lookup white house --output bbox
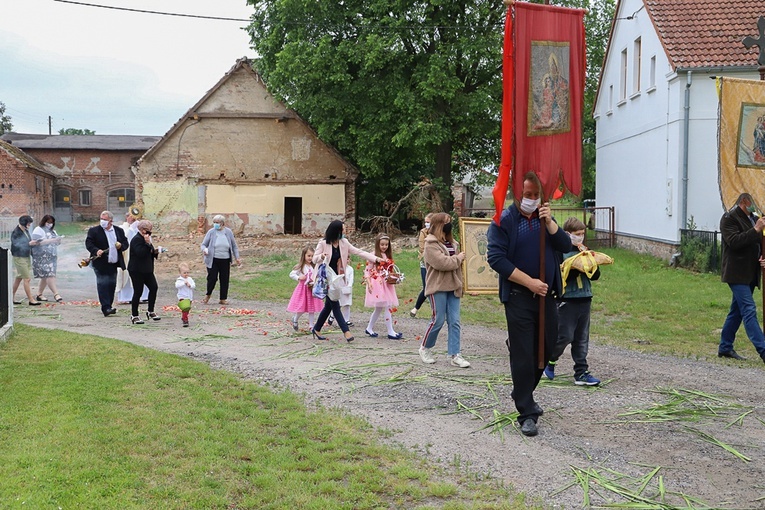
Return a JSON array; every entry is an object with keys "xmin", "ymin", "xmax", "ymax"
[{"xmin": 594, "ymin": 0, "xmax": 763, "ymax": 258}]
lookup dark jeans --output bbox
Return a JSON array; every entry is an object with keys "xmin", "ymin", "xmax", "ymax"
[
  {"xmin": 93, "ymin": 264, "xmax": 118, "ymax": 313},
  {"xmin": 720, "ymin": 282, "xmax": 765, "ymax": 357},
  {"xmin": 129, "ymin": 271, "xmax": 158, "ymax": 317},
  {"xmin": 551, "ymin": 299, "xmax": 592, "ymax": 377},
  {"xmin": 314, "ymin": 297, "xmax": 349, "ymax": 333},
  {"xmin": 414, "ymin": 266, "xmax": 428, "ymax": 310},
  {"xmin": 206, "ymin": 258, "xmax": 231, "ymax": 299},
  {"xmin": 504, "ymin": 287, "xmax": 558, "ymax": 423}
]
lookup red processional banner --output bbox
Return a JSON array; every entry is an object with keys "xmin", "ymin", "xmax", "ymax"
[{"xmin": 492, "ymin": 1, "xmax": 586, "ymax": 224}]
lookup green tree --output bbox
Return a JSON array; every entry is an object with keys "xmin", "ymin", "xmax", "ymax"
[
  {"xmin": 247, "ymin": 0, "xmax": 613, "ymax": 216},
  {"xmin": 58, "ymin": 128, "xmax": 96, "ymax": 135},
  {"xmin": 247, "ymin": 0, "xmax": 503, "ymax": 215},
  {"xmin": 0, "ymin": 101, "xmax": 13, "ymax": 135}
]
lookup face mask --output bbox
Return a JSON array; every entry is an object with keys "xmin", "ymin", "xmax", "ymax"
[
  {"xmin": 519, "ymin": 198, "xmax": 540, "ymax": 215},
  {"xmin": 45, "ymin": 223, "xmax": 53, "ymax": 229},
  {"xmin": 569, "ymin": 233, "xmax": 585, "ymax": 246},
  {"xmin": 100, "ymin": 219, "xmax": 110, "ymax": 229},
  {"xmin": 748, "ymin": 204, "xmax": 757, "ymax": 214},
  {"xmin": 424, "ymin": 222, "xmax": 430, "ymax": 229},
  {"xmin": 213, "ymin": 223, "xmax": 221, "ymax": 230},
  {"xmin": 340, "ymin": 233, "xmax": 344, "ymax": 239},
  {"xmin": 443, "ymin": 222, "xmax": 453, "ymax": 235}
]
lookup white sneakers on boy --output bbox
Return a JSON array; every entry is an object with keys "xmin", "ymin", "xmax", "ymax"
[
  {"xmin": 419, "ymin": 346, "xmax": 436, "ymax": 364},
  {"xmin": 450, "ymin": 354, "xmax": 471, "ymax": 368}
]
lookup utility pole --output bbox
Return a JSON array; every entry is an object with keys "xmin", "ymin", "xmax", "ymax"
[{"xmin": 48, "ymin": 116, "xmax": 52, "ymax": 135}]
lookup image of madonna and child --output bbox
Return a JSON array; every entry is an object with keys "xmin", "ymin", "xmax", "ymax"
[
  {"xmin": 363, "ymin": 234, "xmax": 403, "ymax": 339},
  {"xmin": 310, "ymin": 220, "xmax": 383, "ymax": 342}
]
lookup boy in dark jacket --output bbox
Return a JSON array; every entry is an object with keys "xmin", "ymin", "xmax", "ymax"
[{"xmin": 544, "ymin": 217, "xmax": 600, "ymax": 386}]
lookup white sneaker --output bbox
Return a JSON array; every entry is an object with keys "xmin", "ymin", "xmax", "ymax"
[
  {"xmin": 419, "ymin": 346, "xmax": 436, "ymax": 364},
  {"xmin": 450, "ymin": 354, "xmax": 471, "ymax": 368}
]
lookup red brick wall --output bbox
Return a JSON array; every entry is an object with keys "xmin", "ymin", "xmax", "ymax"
[
  {"xmin": 0, "ymin": 152, "xmax": 54, "ymax": 219},
  {"xmin": 23, "ymin": 149, "xmax": 143, "ymax": 221}
]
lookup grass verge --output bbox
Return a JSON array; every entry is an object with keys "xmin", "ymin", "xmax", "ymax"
[{"xmin": 0, "ymin": 324, "xmax": 530, "ymax": 509}]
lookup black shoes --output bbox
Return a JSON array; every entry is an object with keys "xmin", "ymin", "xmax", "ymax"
[
  {"xmin": 533, "ymin": 403, "xmax": 544, "ymax": 417},
  {"xmin": 718, "ymin": 350, "xmax": 745, "ymax": 360},
  {"xmin": 103, "ymin": 308, "xmax": 117, "ymax": 316},
  {"xmin": 520, "ymin": 418, "xmax": 538, "ymax": 436}
]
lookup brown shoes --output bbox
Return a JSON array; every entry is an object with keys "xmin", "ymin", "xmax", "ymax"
[
  {"xmin": 219, "ymin": 299, "xmax": 228, "ymax": 305},
  {"xmin": 202, "ymin": 295, "xmax": 210, "ymax": 304}
]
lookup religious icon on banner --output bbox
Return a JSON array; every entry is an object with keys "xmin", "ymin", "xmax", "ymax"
[
  {"xmin": 528, "ymin": 42, "xmax": 570, "ymax": 136},
  {"xmin": 736, "ymin": 103, "xmax": 765, "ymax": 167}
]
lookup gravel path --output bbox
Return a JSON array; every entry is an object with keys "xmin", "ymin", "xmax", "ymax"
[{"xmin": 11, "ymin": 238, "xmax": 765, "ymax": 509}]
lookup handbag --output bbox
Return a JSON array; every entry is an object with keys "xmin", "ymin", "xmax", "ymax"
[
  {"xmin": 178, "ymin": 298, "xmax": 192, "ymax": 312},
  {"xmin": 326, "ymin": 265, "xmax": 346, "ymax": 301},
  {"xmin": 312, "ymin": 263, "xmax": 328, "ymax": 300}
]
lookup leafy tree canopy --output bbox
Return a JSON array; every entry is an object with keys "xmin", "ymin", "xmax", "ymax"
[
  {"xmin": 246, "ymin": 0, "xmax": 614, "ymax": 217},
  {"xmin": 58, "ymin": 128, "xmax": 96, "ymax": 135},
  {"xmin": 0, "ymin": 102, "xmax": 13, "ymax": 135}
]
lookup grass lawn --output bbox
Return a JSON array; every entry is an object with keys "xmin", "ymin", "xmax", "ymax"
[{"xmin": 0, "ymin": 325, "xmax": 528, "ymax": 509}]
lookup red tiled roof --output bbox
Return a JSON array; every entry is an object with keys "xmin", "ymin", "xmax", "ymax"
[{"xmin": 645, "ymin": 0, "xmax": 765, "ymax": 69}]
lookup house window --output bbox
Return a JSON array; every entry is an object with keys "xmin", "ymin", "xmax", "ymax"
[
  {"xmin": 632, "ymin": 38, "xmax": 641, "ymax": 94},
  {"xmin": 35, "ymin": 176, "xmax": 41, "ymax": 192},
  {"xmin": 608, "ymin": 85, "xmax": 614, "ymax": 113},
  {"xmin": 649, "ymin": 55, "xmax": 656, "ymax": 89},
  {"xmin": 79, "ymin": 189, "xmax": 92, "ymax": 207},
  {"xmin": 620, "ymin": 49, "xmax": 628, "ymax": 102},
  {"xmin": 55, "ymin": 188, "xmax": 71, "ymax": 208}
]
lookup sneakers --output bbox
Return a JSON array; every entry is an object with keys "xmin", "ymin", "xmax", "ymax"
[
  {"xmin": 543, "ymin": 362, "xmax": 555, "ymax": 380},
  {"xmin": 410, "ymin": 308, "xmax": 418, "ymax": 318},
  {"xmin": 450, "ymin": 354, "xmax": 471, "ymax": 368},
  {"xmin": 419, "ymin": 346, "xmax": 436, "ymax": 364},
  {"xmin": 574, "ymin": 372, "xmax": 601, "ymax": 386},
  {"xmin": 182, "ymin": 319, "xmax": 189, "ymax": 327}
]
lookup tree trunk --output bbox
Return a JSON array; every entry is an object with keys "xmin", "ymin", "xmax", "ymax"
[{"xmin": 435, "ymin": 141, "xmax": 454, "ymax": 212}]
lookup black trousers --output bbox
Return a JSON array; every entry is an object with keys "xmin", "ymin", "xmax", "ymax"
[
  {"xmin": 206, "ymin": 258, "xmax": 231, "ymax": 299},
  {"xmin": 504, "ymin": 288, "xmax": 559, "ymax": 423},
  {"xmin": 93, "ymin": 264, "xmax": 118, "ymax": 313},
  {"xmin": 129, "ymin": 271, "xmax": 158, "ymax": 317},
  {"xmin": 314, "ymin": 297, "xmax": 349, "ymax": 333}
]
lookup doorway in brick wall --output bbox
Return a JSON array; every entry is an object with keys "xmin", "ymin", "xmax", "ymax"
[
  {"xmin": 284, "ymin": 197, "xmax": 302, "ymax": 234},
  {"xmin": 107, "ymin": 188, "xmax": 135, "ymax": 221}
]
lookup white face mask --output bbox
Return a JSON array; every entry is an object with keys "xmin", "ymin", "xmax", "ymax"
[
  {"xmin": 45, "ymin": 223, "xmax": 53, "ymax": 229},
  {"xmin": 519, "ymin": 197, "xmax": 540, "ymax": 215},
  {"xmin": 569, "ymin": 233, "xmax": 585, "ymax": 246},
  {"xmin": 100, "ymin": 219, "xmax": 110, "ymax": 229},
  {"xmin": 424, "ymin": 222, "xmax": 431, "ymax": 229}
]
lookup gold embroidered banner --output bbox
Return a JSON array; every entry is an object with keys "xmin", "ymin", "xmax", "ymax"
[{"xmin": 719, "ymin": 77, "xmax": 765, "ymax": 210}]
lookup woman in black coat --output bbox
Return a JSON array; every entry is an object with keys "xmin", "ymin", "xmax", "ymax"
[{"xmin": 127, "ymin": 220, "xmax": 161, "ymax": 325}]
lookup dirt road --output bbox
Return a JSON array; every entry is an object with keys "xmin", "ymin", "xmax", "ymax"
[{"xmin": 11, "ymin": 234, "xmax": 765, "ymax": 509}]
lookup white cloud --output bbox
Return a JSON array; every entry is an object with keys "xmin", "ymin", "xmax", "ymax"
[{"xmin": 0, "ymin": 0, "xmax": 254, "ymax": 135}]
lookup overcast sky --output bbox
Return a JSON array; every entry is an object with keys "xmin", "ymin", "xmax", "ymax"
[{"xmin": 0, "ymin": 0, "xmax": 254, "ymax": 136}]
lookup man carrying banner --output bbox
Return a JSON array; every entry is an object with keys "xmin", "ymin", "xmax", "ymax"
[
  {"xmin": 487, "ymin": 172, "xmax": 571, "ymax": 436},
  {"xmin": 718, "ymin": 193, "xmax": 765, "ymax": 362}
]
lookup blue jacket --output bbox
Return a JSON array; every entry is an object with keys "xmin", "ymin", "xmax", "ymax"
[{"xmin": 487, "ymin": 204, "xmax": 572, "ymax": 303}]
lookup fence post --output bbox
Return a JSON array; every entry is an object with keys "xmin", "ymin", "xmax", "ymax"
[{"xmin": 0, "ymin": 246, "xmax": 12, "ymax": 342}]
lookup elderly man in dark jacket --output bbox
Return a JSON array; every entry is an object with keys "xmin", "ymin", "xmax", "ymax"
[{"xmin": 719, "ymin": 193, "xmax": 765, "ymax": 362}]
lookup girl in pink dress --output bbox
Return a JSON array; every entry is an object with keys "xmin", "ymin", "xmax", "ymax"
[
  {"xmin": 287, "ymin": 245, "xmax": 324, "ymax": 331},
  {"xmin": 364, "ymin": 234, "xmax": 402, "ymax": 339}
]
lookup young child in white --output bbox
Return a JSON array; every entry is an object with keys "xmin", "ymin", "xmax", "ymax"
[
  {"xmin": 338, "ymin": 264, "xmax": 354, "ymax": 325},
  {"xmin": 287, "ymin": 245, "xmax": 324, "ymax": 331},
  {"xmin": 364, "ymin": 234, "xmax": 402, "ymax": 339},
  {"xmin": 175, "ymin": 262, "xmax": 196, "ymax": 327}
]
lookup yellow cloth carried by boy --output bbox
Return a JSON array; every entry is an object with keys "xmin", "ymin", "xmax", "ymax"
[{"xmin": 560, "ymin": 251, "xmax": 614, "ymax": 284}]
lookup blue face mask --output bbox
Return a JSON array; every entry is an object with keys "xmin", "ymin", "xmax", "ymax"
[{"xmin": 213, "ymin": 223, "xmax": 221, "ymax": 230}]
